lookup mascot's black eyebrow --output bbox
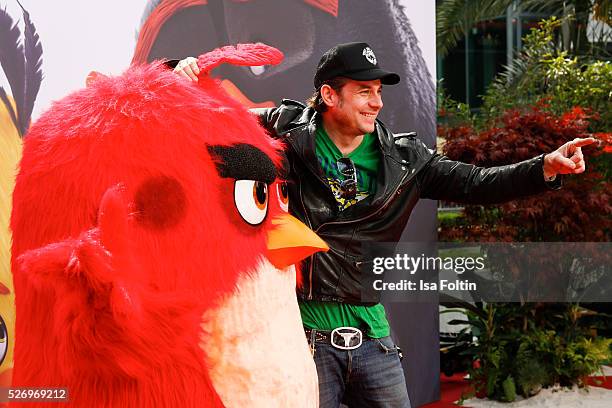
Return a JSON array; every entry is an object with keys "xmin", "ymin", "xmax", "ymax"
[{"xmin": 208, "ymin": 144, "xmax": 276, "ymax": 183}]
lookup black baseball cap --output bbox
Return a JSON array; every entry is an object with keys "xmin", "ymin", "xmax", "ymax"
[{"xmin": 313, "ymin": 42, "xmax": 400, "ymax": 88}]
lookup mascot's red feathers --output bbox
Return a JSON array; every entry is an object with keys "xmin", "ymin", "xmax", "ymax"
[{"xmin": 10, "ymin": 43, "xmax": 325, "ymax": 407}]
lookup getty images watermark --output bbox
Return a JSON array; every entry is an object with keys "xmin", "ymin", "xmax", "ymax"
[
  {"xmin": 359, "ymin": 242, "xmax": 611, "ymax": 303},
  {"xmin": 372, "ymin": 253, "xmax": 485, "ymax": 292}
]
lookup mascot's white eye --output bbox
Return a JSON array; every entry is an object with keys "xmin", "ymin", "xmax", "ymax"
[
  {"xmin": 234, "ymin": 180, "xmax": 269, "ymax": 225},
  {"xmin": 277, "ymin": 182, "xmax": 289, "ymax": 212}
]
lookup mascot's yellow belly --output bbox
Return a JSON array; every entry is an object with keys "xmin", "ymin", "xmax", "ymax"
[{"xmin": 0, "ymin": 98, "xmax": 21, "ymax": 386}]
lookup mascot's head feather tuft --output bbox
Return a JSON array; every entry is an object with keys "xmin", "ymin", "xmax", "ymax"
[{"xmin": 197, "ymin": 43, "xmax": 283, "ymax": 75}]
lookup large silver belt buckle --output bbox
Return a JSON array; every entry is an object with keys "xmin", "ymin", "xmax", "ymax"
[{"xmin": 331, "ymin": 327, "xmax": 363, "ymax": 350}]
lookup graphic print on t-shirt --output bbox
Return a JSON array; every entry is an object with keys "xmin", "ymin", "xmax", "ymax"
[{"xmin": 315, "ymin": 127, "xmax": 380, "ymax": 211}]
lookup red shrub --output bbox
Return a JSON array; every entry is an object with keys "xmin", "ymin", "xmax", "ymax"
[{"xmin": 438, "ymin": 105, "xmax": 611, "ymax": 241}]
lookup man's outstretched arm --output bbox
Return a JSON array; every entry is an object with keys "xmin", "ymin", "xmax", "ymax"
[{"xmin": 416, "ymin": 137, "xmax": 597, "ymax": 204}]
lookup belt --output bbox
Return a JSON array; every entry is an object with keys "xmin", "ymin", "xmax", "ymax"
[{"xmin": 305, "ymin": 327, "xmax": 369, "ymax": 350}]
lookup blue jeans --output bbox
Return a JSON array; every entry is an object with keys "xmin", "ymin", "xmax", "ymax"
[{"xmin": 310, "ymin": 335, "xmax": 412, "ymax": 408}]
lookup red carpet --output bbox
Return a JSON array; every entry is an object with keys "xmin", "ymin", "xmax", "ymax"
[
  {"xmin": 421, "ymin": 373, "xmax": 474, "ymax": 408},
  {"xmin": 587, "ymin": 375, "xmax": 612, "ymax": 389},
  {"xmin": 420, "ymin": 371, "xmax": 612, "ymax": 407}
]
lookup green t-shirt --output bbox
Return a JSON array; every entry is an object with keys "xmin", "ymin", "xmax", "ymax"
[
  {"xmin": 313, "ymin": 126, "xmax": 379, "ymax": 210},
  {"xmin": 299, "ymin": 126, "xmax": 389, "ymax": 339}
]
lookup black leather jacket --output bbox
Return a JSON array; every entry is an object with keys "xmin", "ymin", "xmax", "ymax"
[{"xmin": 253, "ymin": 99, "xmax": 560, "ymax": 304}]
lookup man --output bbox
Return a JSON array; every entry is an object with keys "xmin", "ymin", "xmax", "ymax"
[{"xmin": 174, "ymin": 42, "xmax": 594, "ymax": 407}]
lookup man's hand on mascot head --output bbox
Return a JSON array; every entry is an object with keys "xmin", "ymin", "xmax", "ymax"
[{"xmin": 174, "ymin": 57, "xmax": 200, "ymax": 82}]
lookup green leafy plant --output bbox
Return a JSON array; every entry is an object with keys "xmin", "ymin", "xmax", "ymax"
[
  {"xmin": 437, "ymin": 80, "xmax": 474, "ymax": 128},
  {"xmin": 447, "ymin": 303, "xmax": 612, "ymax": 402},
  {"xmin": 438, "ymin": 12, "xmax": 612, "ymax": 405},
  {"xmin": 480, "ymin": 17, "xmax": 612, "ymax": 131}
]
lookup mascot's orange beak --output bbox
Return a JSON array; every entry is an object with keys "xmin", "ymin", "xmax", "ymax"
[{"xmin": 266, "ymin": 214, "xmax": 328, "ymax": 269}]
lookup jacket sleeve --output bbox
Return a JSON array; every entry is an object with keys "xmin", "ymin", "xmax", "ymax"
[
  {"xmin": 251, "ymin": 100, "xmax": 306, "ymax": 139},
  {"xmin": 414, "ymin": 140, "xmax": 561, "ymax": 204},
  {"xmin": 250, "ymin": 107, "xmax": 280, "ymax": 137}
]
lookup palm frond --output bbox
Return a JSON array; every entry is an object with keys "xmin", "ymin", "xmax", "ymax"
[
  {"xmin": 0, "ymin": 6, "xmax": 25, "ymax": 137},
  {"xmin": 17, "ymin": 0, "xmax": 43, "ymax": 136},
  {"xmin": 436, "ymin": 0, "xmax": 514, "ymax": 56},
  {"xmin": 520, "ymin": 0, "xmax": 564, "ymax": 14},
  {"xmin": 521, "ymin": 0, "xmax": 601, "ymax": 21}
]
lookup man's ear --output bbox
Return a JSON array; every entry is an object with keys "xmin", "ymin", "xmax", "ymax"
[{"xmin": 320, "ymin": 84, "xmax": 336, "ymax": 109}]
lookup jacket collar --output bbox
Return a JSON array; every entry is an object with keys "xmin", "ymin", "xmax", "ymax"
[
  {"xmin": 285, "ymin": 111, "xmax": 334, "ymax": 196},
  {"xmin": 374, "ymin": 121, "xmax": 395, "ymax": 155},
  {"xmin": 285, "ymin": 109, "xmax": 412, "ymax": 218},
  {"xmin": 288, "ymin": 109, "xmax": 397, "ymax": 157}
]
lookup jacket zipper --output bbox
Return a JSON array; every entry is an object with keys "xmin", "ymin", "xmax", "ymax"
[
  {"xmin": 305, "ymin": 165, "xmax": 410, "ymax": 299},
  {"xmin": 301, "ymin": 145, "xmax": 432, "ymax": 299},
  {"xmin": 305, "ymin": 158, "xmax": 427, "ymax": 299}
]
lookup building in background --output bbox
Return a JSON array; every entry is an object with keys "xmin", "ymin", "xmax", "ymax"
[{"xmin": 437, "ymin": 0, "xmax": 611, "ymax": 108}]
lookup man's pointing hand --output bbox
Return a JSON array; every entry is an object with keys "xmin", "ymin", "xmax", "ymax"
[{"xmin": 543, "ymin": 137, "xmax": 597, "ymax": 179}]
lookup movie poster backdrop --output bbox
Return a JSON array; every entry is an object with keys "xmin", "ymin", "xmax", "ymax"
[{"xmin": 0, "ymin": 1, "xmax": 437, "ymax": 404}]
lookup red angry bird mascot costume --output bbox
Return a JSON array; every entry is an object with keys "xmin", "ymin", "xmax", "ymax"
[{"xmin": 10, "ymin": 43, "xmax": 325, "ymax": 407}]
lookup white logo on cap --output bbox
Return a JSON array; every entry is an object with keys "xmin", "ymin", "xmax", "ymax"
[{"xmin": 362, "ymin": 47, "xmax": 377, "ymax": 65}]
